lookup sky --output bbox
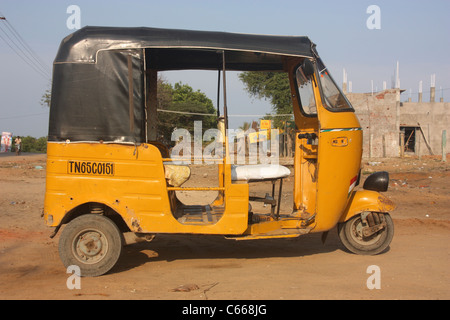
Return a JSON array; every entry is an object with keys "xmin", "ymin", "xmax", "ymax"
[{"xmin": 0, "ymin": 0, "xmax": 449, "ymax": 138}]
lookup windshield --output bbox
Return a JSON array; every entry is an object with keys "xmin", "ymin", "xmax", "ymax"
[{"xmin": 317, "ymin": 58, "xmax": 353, "ymax": 112}]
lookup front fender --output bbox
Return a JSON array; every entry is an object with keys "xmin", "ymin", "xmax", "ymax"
[{"xmin": 339, "ymin": 190, "xmax": 396, "ymax": 223}]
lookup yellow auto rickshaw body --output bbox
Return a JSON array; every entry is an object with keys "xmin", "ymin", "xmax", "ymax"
[
  {"xmin": 44, "ymin": 27, "xmax": 395, "ymax": 275},
  {"xmin": 45, "ymin": 141, "xmax": 250, "ymax": 235}
]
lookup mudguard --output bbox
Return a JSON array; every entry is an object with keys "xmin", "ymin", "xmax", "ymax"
[{"xmin": 339, "ymin": 190, "xmax": 396, "ymax": 223}]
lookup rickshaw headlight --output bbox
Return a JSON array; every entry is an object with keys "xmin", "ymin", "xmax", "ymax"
[{"xmin": 363, "ymin": 171, "xmax": 389, "ymax": 192}]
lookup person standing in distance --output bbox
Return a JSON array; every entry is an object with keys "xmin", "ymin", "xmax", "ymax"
[{"xmin": 15, "ymin": 136, "xmax": 22, "ymax": 156}]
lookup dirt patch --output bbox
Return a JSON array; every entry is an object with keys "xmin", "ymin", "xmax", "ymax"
[{"xmin": 0, "ymin": 153, "xmax": 449, "ymax": 300}]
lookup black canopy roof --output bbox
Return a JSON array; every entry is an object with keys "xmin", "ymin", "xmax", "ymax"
[
  {"xmin": 49, "ymin": 27, "xmax": 318, "ymax": 143},
  {"xmin": 54, "ymin": 26, "xmax": 316, "ymax": 65}
]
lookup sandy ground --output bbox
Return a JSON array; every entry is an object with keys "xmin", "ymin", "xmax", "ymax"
[{"xmin": 0, "ymin": 152, "xmax": 449, "ymax": 300}]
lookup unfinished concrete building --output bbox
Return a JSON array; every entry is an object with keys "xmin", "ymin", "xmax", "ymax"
[{"xmin": 345, "ymin": 88, "xmax": 449, "ymax": 159}]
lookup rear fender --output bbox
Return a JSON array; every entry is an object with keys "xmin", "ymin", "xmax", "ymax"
[{"xmin": 339, "ymin": 190, "xmax": 396, "ymax": 223}]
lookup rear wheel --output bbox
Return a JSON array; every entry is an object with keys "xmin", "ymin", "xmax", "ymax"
[
  {"xmin": 59, "ymin": 214, "xmax": 124, "ymax": 277},
  {"xmin": 338, "ymin": 212, "xmax": 394, "ymax": 255}
]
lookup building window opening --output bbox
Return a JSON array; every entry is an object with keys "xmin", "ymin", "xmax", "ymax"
[{"xmin": 401, "ymin": 126, "xmax": 418, "ymax": 153}]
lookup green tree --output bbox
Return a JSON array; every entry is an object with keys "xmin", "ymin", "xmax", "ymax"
[
  {"xmin": 171, "ymin": 82, "xmax": 216, "ymax": 114},
  {"xmin": 35, "ymin": 136, "xmax": 48, "ymax": 153},
  {"xmin": 40, "ymin": 88, "xmax": 51, "ymax": 108},
  {"xmin": 157, "ymin": 81, "xmax": 216, "ymax": 145},
  {"xmin": 238, "ymin": 72, "xmax": 292, "ymax": 128},
  {"xmin": 239, "ymin": 121, "xmax": 251, "ymax": 131}
]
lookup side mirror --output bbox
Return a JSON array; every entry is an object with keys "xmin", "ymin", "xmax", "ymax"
[{"xmin": 302, "ymin": 59, "xmax": 314, "ymax": 77}]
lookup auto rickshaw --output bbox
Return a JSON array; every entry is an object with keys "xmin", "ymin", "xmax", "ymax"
[{"xmin": 44, "ymin": 26, "xmax": 395, "ymax": 276}]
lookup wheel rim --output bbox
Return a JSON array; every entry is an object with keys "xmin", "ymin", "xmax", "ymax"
[
  {"xmin": 72, "ymin": 229, "xmax": 109, "ymax": 265},
  {"xmin": 349, "ymin": 216, "xmax": 382, "ymax": 246}
]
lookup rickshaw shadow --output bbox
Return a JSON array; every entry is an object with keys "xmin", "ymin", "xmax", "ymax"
[{"xmin": 112, "ymin": 227, "xmax": 354, "ymax": 274}]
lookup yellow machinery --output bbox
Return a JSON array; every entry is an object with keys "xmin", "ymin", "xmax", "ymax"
[{"xmin": 44, "ymin": 27, "xmax": 395, "ymax": 276}]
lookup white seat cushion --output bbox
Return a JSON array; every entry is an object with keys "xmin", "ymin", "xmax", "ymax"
[{"xmin": 231, "ymin": 164, "xmax": 290, "ymax": 182}]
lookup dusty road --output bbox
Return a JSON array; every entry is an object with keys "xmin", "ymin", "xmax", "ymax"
[{"xmin": 0, "ymin": 153, "xmax": 449, "ymax": 300}]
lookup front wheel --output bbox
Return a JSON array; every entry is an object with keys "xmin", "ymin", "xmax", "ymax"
[
  {"xmin": 58, "ymin": 214, "xmax": 124, "ymax": 277},
  {"xmin": 338, "ymin": 212, "xmax": 394, "ymax": 255}
]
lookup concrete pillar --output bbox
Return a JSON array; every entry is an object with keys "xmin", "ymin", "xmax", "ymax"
[
  {"xmin": 430, "ymin": 74, "xmax": 436, "ymax": 102},
  {"xmin": 400, "ymin": 131, "xmax": 405, "ymax": 158},
  {"xmin": 430, "ymin": 87, "xmax": 435, "ymax": 102},
  {"xmin": 417, "ymin": 132, "xmax": 421, "ymax": 160},
  {"xmin": 342, "ymin": 68, "xmax": 347, "ymax": 94},
  {"xmin": 418, "ymin": 81, "xmax": 423, "ymax": 102}
]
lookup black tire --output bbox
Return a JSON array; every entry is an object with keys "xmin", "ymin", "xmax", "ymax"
[
  {"xmin": 338, "ymin": 212, "xmax": 394, "ymax": 255},
  {"xmin": 58, "ymin": 214, "xmax": 124, "ymax": 277}
]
